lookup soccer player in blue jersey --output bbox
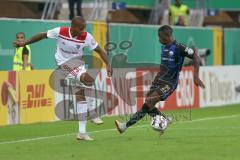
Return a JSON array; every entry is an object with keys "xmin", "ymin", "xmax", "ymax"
[{"xmin": 115, "ymin": 25, "xmax": 205, "ymax": 133}]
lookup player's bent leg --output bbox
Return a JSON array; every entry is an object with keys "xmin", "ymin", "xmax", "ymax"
[
  {"xmin": 115, "ymin": 102, "xmax": 151, "ymax": 134},
  {"xmin": 146, "ymin": 90, "xmax": 173, "ymax": 124},
  {"xmin": 79, "ymin": 72, "xmax": 94, "ymax": 86},
  {"xmin": 79, "ymin": 72, "xmax": 104, "ymax": 125},
  {"xmin": 86, "ymin": 96, "xmax": 103, "ymax": 125},
  {"xmin": 124, "ymin": 90, "xmax": 162, "ymax": 128},
  {"xmin": 115, "ymin": 86, "xmax": 174, "ymax": 134},
  {"xmin": 115, "ymin": 91, "xmax": 158, "ymax": 133},
  {"xmin": 145, "ymin": 91, "xmax": 165, "ymax": 117}
]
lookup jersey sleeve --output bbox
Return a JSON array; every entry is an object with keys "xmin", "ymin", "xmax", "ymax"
[
  {"xmin": 178, "ymin": 43, "xmax": 194, "ymax": 59},
  {"xmin": 85, "ymin": 33, "xmax": 98, "ymax": 50},
  {"xmin": 47, "ymin": 27, "xmax": 60, "ymax": 39}
]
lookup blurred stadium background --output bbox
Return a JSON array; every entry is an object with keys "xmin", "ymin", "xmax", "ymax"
[{"xmin": 0, "ymin": 0, "xmax": 240, "ymax": 160}]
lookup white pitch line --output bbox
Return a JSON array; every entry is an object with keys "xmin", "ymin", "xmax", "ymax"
[
  {"xmin": 0, "ymin": 114, "xmax": 239, "ymax": 145},
  {"xmin": 0, "ymin": 125, "xmax": 148, "ymax": 145},
  {"xmin": 186, "ymin": 114, "xmax": 240, "ymax": 122},
  {"xmin": 0, "ymin": 133, "xmax": 74, "ymax": 145}
]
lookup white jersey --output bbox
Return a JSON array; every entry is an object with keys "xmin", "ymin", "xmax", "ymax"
[{"xmin": 47, "ymin": 27, "xmax": 98, "ymax": 65}]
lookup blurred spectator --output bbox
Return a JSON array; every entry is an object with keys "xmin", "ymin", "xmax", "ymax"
[
  {"xmin": 68, "ymin": 0, "xmax": 83, "ymax": 20},
  {"xmin": 13, "ymin": 32, "xmax": 33, "ymax": 71},
  {"xmin": 169, "ymin": 0, "xmax": 189, "ymax": 26}
]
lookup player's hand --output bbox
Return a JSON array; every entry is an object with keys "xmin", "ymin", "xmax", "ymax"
[
  {"xmin": 194, "ymin": 76, "xmax": 205, "ymax": 89},
  {"xmin": 13, "ymin": 41, "xmax": 26, "ymax": 47},
  {"xmin": 107, "ymin": 65, "xmax": 113, "ymax": 77}
]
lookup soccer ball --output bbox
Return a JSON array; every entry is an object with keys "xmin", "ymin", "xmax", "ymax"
[{"xmin": 151, "ymin": 115, "xmax": 168, "ymax": 132}]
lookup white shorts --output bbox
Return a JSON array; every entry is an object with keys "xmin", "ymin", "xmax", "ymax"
[
  {"xmin": 63, "ymin": 64, "xmax": 86, "ymax": 81},
  {"xmin": 59, "ymin": 64, "xmax": 87, "ymax": 93}
]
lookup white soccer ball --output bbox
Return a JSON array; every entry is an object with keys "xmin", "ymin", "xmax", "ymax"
[{"xmin": 151, "ymin": 115, "xmax": 168, "ymax": 132}]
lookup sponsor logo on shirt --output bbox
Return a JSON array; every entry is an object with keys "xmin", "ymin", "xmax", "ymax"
[
  {"xmin": 60, "ymin": 48, "xmax": 78, "ymax": 54},
  {"xmin": 162, "ymin": 57, "xmax": 175, "ymax": 61},
  {"xmin": 91, "ymin": 39, "xmax": 96, "ymax": 46}
]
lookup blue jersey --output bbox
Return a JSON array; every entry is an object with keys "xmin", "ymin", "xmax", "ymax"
[{"xmin": 158, "ymin": 41, "xmax": 194, "ymax": 85}]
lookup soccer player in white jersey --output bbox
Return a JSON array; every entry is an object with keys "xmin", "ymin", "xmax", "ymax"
[{"xmin": 14, "ymin": 16, "xmax": 112, "ymax": 141}]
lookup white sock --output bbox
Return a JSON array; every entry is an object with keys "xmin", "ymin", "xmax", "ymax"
[
  {"xmin": 78, "ymin": 121, "xmax": 87, "ymax": 134},
  {"xmin": 86, "ymin": 96, "xmax": 96, "ymax": 111},
  {"xmin": 86, "ymin": 96, "xmax": 99, "ymax": 119},
  {"xmin": 77, "ymin": 101, "xmax": 88, "ymax": 134},
  {"xmin": 85, "ymin": 85, "xmax": 98, "ymax": 118}
]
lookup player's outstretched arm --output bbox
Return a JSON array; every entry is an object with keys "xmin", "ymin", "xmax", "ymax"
[
  {"xmin": 13, "ymin": 32, "xmax": 47, "ymax": 47},
  {"xmin": 193, "ymin": 49, "xmax": 205, "ymax": 89},
  {"xmin": 94, "ymin": 45, "xmax": 113, "ymax": 77}
]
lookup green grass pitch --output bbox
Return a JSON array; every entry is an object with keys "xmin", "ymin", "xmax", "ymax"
[{"xmin": 0, "ymin": 104, "xmax": 240, "ymax": 160}]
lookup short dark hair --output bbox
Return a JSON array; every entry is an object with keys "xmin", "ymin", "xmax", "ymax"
[
  {"xmin": 16, "ymin": 32, "xmax": 25, "ymax": 38},
  {"xmin": 158, "ymin": 25, "xmax": 173, "ymax": 36},
  {"xmin": 71, "ymin": 16, "xmax": 85, "ymax": 25}
]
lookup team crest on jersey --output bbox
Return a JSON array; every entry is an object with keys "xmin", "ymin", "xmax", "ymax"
[{"xmin": 169, "ymin": 51, "xmax": 174, "ymax": 56}]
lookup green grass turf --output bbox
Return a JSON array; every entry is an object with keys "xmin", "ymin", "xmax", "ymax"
[{"xmin": 0, "ymin": 104, "xmax": 240, "ymax": 160}]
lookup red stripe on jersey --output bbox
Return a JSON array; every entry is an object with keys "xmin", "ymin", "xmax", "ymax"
[
  {"xmin": 59, "ymin": 27, "xmax": 70, "ymax": 38},
  {"xmin": 77, "ymin": 32, "xmax": 87, "ymax": 41},
  {"xmin": 59, "ymin": 35, "xmax": 85, "ymax": 43}
]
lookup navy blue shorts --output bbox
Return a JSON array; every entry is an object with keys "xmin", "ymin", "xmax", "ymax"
[{"xmin": 147, "ymin": 73, "xmax": 178, "ymax": 101}]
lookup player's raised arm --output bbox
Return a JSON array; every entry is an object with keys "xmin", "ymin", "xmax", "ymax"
[
  {"xmin": 192, "ymin": 49, "xmax": 205, "ymax": 89},
  {"xmin": 13, "ymin": 32, "xmax": 47, "ymax": 47},
  {"xmin": 94, "ymin": 45, "xmax": 113, "ymax": 77}
]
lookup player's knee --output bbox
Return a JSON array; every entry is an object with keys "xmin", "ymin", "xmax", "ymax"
[
  {"xmin": 145, "ymin": 97, "xmax": 158, "ymax": 108},
  {"xmin": 145, "ymin": 92, "xmax": 167, "ymax": 107},
  {"xmin": 80, "ymin": 73, "xmax": 94, "ymax": 86}
]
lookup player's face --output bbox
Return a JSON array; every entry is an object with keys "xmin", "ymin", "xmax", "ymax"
[
  {"xmin": 158, "ymin": 32, "xmax": 170, "ymax": 45},
  {"xmin": 16, "ymin": 33, "xmax": 25, "ymax": 43},
  {"xmin": 71, "ymin": 21, "xmax": 86, "ymax": 36}
]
